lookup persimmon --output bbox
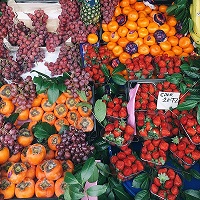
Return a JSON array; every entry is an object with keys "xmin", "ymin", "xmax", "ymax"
[
  {"xmin": 47, "ymin": 134, "xmax": 61, "ymax": 151},
  {"xmin": 56, "ymin": 93, "xmax": 67, "ymax": 104},
  {"xmin": 35, "ymin": 160, "xmax": 47, "ymax": 180},
  {"xmin": 15, "ymin": 178, "xmax": 35, "ymax": 198},
  {"xmin": 67, "ymin": 110, "xmax": 81, "ymax": 125},
  {"xmin": 7, "ymin": 162, "xmax": 27, "ymax": 184},
  {"xmin": 122, "ymin": 5, "xmax": 132, "ymax": 15},
  {"xmin": 24, "ymin": 162, "xmax": 36, "ymax": 179},
  {"xmin": 137, "ymin": 17, "xmax": 149, "ymax": 28},
  {"xmin": 8, "ymin": 152, "xmax": 21, "ymax": 163},
  {"xmin": 138, "ymin": 27, "xmax": 148, "ymax": 38},
  {"xmin": 15, "ymin": 108, "xmax": 29, "ymax": 121},
  {"xmin": 149, "ymin": 44, "xmax": 161, "ymax": 56},
  {"xmin": 54, "ymin": 104, "xmax": 68, "ymax": 118},
  {"xmin": 0, "ymin": 146, "xmax": 9, "ymax": 165},
  {"xmin": 45, "ymin": 148, "xmax": 55, "ymax": 160},
  {"xmin": 78, "ymin": 104, "xmax": 92, "ymax": 117},
  {"xmin": 0, "ymin": 161, "xmax": 13, "ymax": 177},
  {"xmin": 0, "ymin": 99, "xmax": 15, "ymax": 115},
  {"xmin": 42, "ymin": 111, "xmax": 56, "ymax": 125},
  {"xmin": 31, "ymin": 96, "xmax": 43, "ymax": 107},
  {"xmin": 27, "ymin": 143, "xmax": 46, "ymax": 165},
  {"xmin": 17, "ymin": 128, "xmax": 34, "ymax": 147},
  {"xmin": 55, "ymin": 177, "xmax": 67, "ymax": 197},
  {"xmin": 37, "ymin": 93, "xmax": 48, "ymax": 99},
  {"xmin": 21, "ymin": 146, "xmax": 29, "ymax": 163},
  {"xmin": 119, "ymin": 52, "xmax": 131, "ymax": 64},
  {"xmin": 61, "ymin": 160, "xmax": 74, "ymax": 175},
  {"xmin": 128, "ymin": 10, "xmax": 139, "ymax": 21},
  {"xmin": 41, "ymin": 99, "xmax": 56, "ymax": 112},
  {"xmin": 117, "ymin": 26, "xmax": 129, "ymax": 37},
  {"xmin": 138, "ymin": 43, "xmax": 150, "ymax": 55},
  {"xmin": 126, "ymin": 30, "xmax": 138, "ymax": 42},
  {"xmin": 77, "ymin": 117, "xmax": 94, "ymax": 132},
  {"xmin": 0, "ymin": 84, "xmax": 12, "ymax": 100},
  {"xmin": 54, "ymin": 118, "xmax": 69, "ymax": 132},
  {"xmin": 183, "ymin": 43, "xmax": 194, "ymax": 54},
  {"xmin": 44, "ymin": 159, "xmax": 63, "ymax": 180},
  {"xmin": 0, "ymin": 177, "xmax": 15, "ymax": 199},
  {"xmin": 63, "ymin": 89, "xmax": 73, "ymax": 98},
  {"xmin": 66, "ymin": 97, "xmax": 79, "ymax": 110},
  {"xmin": 28, "ymin": 121, "xmax": 37, "ymax": 131},
  {"xmin": 134, "ymin": 1, "xmax": 145, "ymax": 11},
  {"xmin": 35, "ymin": 178, "xmax": 55, "ymax": 198},
  {"xmin": 29, "ymin": 107, "xmax": 44, "ymax": 121}
]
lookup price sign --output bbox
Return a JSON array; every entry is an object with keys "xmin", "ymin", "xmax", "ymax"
[{"xmin": 157, "ymin": 91, "xmax": 180, "ymax": 110}]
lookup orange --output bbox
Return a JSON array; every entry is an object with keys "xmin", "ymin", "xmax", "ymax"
[
  {"xmin": 178, "ymin": 37, "xmax": 191, "ymax": 48},
  {"xmin": 168, "ymin": 36, "xmax": 179, "ymax": 46},
  {"xmin": 183, "ymin": 43, "xmax": 194, "ymax": 54},
  {"xmin": 150, "ymin": 10, "xmax": 158, "ymax": 18},
  {"xmin": 126, "ymin": 30, "xmax": 138, "ymax": 41},
  {"xmin": 107, "ymin": 21, "xmax": 119, "ymax": 32},
  {"xmin": 114, "ymin": 6, "xmax": 122, "ymax": 17},
  {"xmin": 87, "ymin": 33, "xmax": 98, "ymax": 44},
  {"xmin": 163, "ymin": 51, "xmax": 175, "ymax": 57},
  {"xmin": 132, "ymin": 53, "xmax": 140, "ymax": 58},
  {"xmin": 144, "ymin": 6, "xmax": 152, "ymax": 14},
  {"xmin": 112, "ymin": 45, "xmax": 124, "ymax": 57},
  {"xmin": 166, "ymin": 26, "xmax": 176, "ymax": 37},
  {"xmin": 125, "ymin": 20, "xmax": 137, "ymax": 30},
  {"xmin": 118, "ymin": 26, "xmax": 129, "ymax": 37},
  {"xmin": 119, "ymin": 52, "xmax": 131, "ymax": 63},
  {"xmin": 138, "ymin": 44, "xmax": 150, "ymax": 55},
  {"xmin": 102, "ymin": 24, "xmax": 108, "ymax": 32},
  {"xmin": 138, "ymin": 11, "xmax": 147, "ymax": 18},
  {"xmin": 120, "ymin": 0, "xmax": 130, "ymax": 7},
  {"xmin": 137, "ymin": 17, "xmax": 149, "ymax": 28},
  {"xmin": 102, "ymin": 32, "xmax": 110, "ymax": 43},
  {"xmin": 109, "ymin": 32, "xmax": 120, "ymax": 42},
  {"xmin": 149, "ymin": 44, "xmax": 161, "ymax": 56},
  {"xmin": 117, "ymin": 37, "xmax": 129, "ymax": 47},
  {"xmin": 159, "ymin": 41, "xmax": 172, "ymax": 51},
  {"xmin": 134, "ymin": 37, "xmax": 143, "ymax": 46},
  {"xmin": 122, "ymin": 6, "xmax": 132, "ymax": 15},
  {"xmin": 172, "ymin": 46, "xmax": 183, "ymax": 56},
  {"xmin": 134, "ymin": 2, "xmax": 145, "ymax": 11},
  {"xmin": 159, "ymin": 5, "xmax": 168, "ymax": 13},
  {"xmin": 129, "ymin": 0, "xmax": 137, "ymax": 4},
  {"xmin": 144, "ymin": 35, "xmax": 155, "ymax": 46},
  {"xmin": 167, "ymin": 16, "xmax": 177, "ymax": 27},
  {"xmin": 159, "ymin": 23, "xmax": 170, "ymax": 34},
  {"xmin": 107, "ymin": 42, "xmax": 117, "ymax": 50},
  {"xmin": 147, "ymin": 22, "xmax": 159, "ymax": 33},
  {"xmin": 138, "ymin": 27, "xmax": 148, "ymax": 38},
  {"xmin": 128, "ymin": 10, "xmax": 139, "ymax": 21}
]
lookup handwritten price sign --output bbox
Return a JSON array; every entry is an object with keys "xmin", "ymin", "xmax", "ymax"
[{"xmin": 157, "ymin": 92, "xmax": 180, "ymax": 110}]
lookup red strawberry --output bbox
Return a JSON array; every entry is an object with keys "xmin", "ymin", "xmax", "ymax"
[
  {"xmin": 107, "ymin": 101, "xmax": 114, "ymax": 108},
  {"xmin": 164, "ymin": 179, "xmax": 173, "ymax": 189},
  {"xmin": 115, "ymin": 160, "xmax": 125, "ymax": 171},
  {"xmin": 157, "ymin": 190, "xmax": 166, "ymax": 199},
  {"xmin": 123, "ymin": 167, "xmax": 133, "ymax": 176},
  {"xmin": 159, "ymin": 149, "xmax": 166, "ymax": 158},
  {"xmin": 110, "ymin": 155, "xmax": 118, "ymax": 164},
  {"xmin": 147, "ymin": 143, "xmax": 155, "ymax": 151},
  {"xmin": 183, "ymin": 156, "xmax": 193, "ymax": 165},
  {"xmin": 153, "ymin": 116, "xmax": 161, "ymax": 127},
  {"xmin": 152, "ymin": 139, "xmax": 161, "ymax": 147},
  {"xmin": 145, "ymin": 153, "xmax": 152, "ymax": 161},
  {"xmin": 176, "ymin": 150, "xmax": 185, "ymax": 159},
  {"xmin": 112, "ymin": 111, "xmax": 119, "ymax": 118},
  {"xmin": 161, "ymin": 128, "xmax": 171, "ymax": 137},
  {"xmin": 123, "ymin": 158, "xmax": 132, "ymax": 167},
  {"xmin": 131, "ymin": 164, "xmax": 138, "ymax": 174},
  {"xmin": 180, "ymin": 116, "xmax": 188, "ymax": 125},
  {"xmin": 174, "ymin": 174, "xmax": 182, "ymax": 187},
  {"xmin": 191, "ymin": 150, "xmax": 200, "ymax": 160},
  {"xmin": 192, "ymin": 135, "xmax": 200, "ymax": 144},
  {"xmin": 124, "ymin": 133, "xmax": 131, "ymax": 142},
  {"xmin": 123, "ymin": 148, "xmax": 132, "ymax": 155},
  {"xmin": 151, "ymin": 184, "xmax": 158, "ymax": 194},
  {"xmin": 119, "ymin": 120, "xmax": 126, "ymax": 130},
  {"xmin": 148, "ymin": 102, "xmax": 157, "ymax": 110},
  {"xmin": 113, "ymin": 120, "xmax": 119, "ymax": 128},
  {"xmin": 105, "ymin": 124, "xmax": 115, "ymax": 132},
  {"xmin": 137, "ymin": 112, "xmax": 145, "ymax": 121},
  {"xmin": 106, "ymin": 108, "xmax": 113, "ymax": 116},
  {"xmin": 117, "ymin": 172, "xmax": 124, "ymax": 181},
  {"xmin": 159, "ymin": 141, "xmax": 169, "ymax": 151},
  {"xmin": 186, "ymin": 127, "xmax": 196, "ymax": 136},
  {"xmin": 119, "ymin": 107, "xmax": 128, "ymax": 118},
  {"xmin": 125, "ymin": 124, "xmax": 134, "ymax": 135},
  {"xmin": 185, "ymin": 147, "xmax": 194, "ymax": 155},
  {"xmin": 113, "ymin": 97, "xmax": 120, "ymax": 104},
  {"xmin": 158, "ymin": 168, "xmax": 168, "ymax": 174},
  {"xmin": 120, "ymin": 144, "xmax": 128, "ymax": 151},
  {"xmin": 167, "ymin": 194, "xmax": 177, "ymax": 200},
  {"xmin": 127, "ymin": 154, "xmax": 136, "ymax": 163},
  {"xmin": 117, "ymin": 152, "xmax": 126, "ymax": 160},
  {"xmin": 113, "ymin": 128, "xmax": 122, "ymax": 137},
  {"xmin": 113, "ymin": 104, "xmax": 121, "ymax": 112},
  {"xmin": 152, "ymin": 151, "xmax": 160, "ymax": 159},
  {"xmin": 158, "ymin": 60, "xmax": 167, "ymax": 68},
  {"xmin": 170, "ymin": 143, "xmax": 177, "ymax": 152},
  {"xmin": 135, "ymin": 160, "xmax": 144, "ymax": 171},
  {"xmin": 154, "ymin": 177, "xmax": 161, "ymax": 187},
  {"xmin": 171, "ymin": 185, "xmax": 179, "ymax": 195},
  {"xmin": 167, "ymin": 168, "xmax": 176, "ymax": 180}
]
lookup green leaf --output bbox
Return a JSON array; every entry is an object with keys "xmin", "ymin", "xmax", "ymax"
[
  {"xmin": 132, "ymin": 180, "xmax": 142, "ymax": 188},
  {"xmin": 180, "ymin": 63, "xmax": 190, "ymax": 71},
  {"xmin": 112, "ymin": 63, "xmax": 126, "ymax": 75},
  {"xmin": 76, "ymin": 102, "xmax": 92, "ymax": 109},
  {"xmin": 63, "ymin": 72, "xmax": 71, "ymax": 79},
  {"xmin": 94, "ymin": 100, "xmax": 106, "ymax": 122},
  {"xmin": 33, "ymin": 122, "xmax": 56, "ymax": 140},
  {"xmin": 180, "ymin": 82, "xmax": 187, "ymax": 94},
  {"xmin": 101, "ymin": 64, "xmax": 110, "ymax": 77},
  {"xmin": 59, "ymin": 125, "xmax": 69, "ymax": 134},
  {"xmin": 166, "ymin": 4, "xmax": 178, "ymax": 15},
  {"xmin": 190, "ymin": 169, "xmax": 200, "ymax": 179},
  {"xmin": 112, "ymin": 74, "xmax": 127, "ymax": 85},
  {"xmin": 88, "ymin": 166, "xmax": 99, "ymax": 183},
  {"xmin": 186, "ymin": 95, "xmax": 200, "ymax": 101},
  {"xmin": 134, "ymin": 190, "xmax": 150, "ymax": 200},
  {"xmin": 81, "ymin": 157, "xmax": 96, "ymax": 184},
  {"xmin": 95, "ymin": 86, "xmax": 105, "ymax": 97},
  {"xmin": 166, "ymin": 73, "xmax": 183, "ymax": 84},
  {"xmin": 189, "ymin": 18, "xmax": 194, "ymax": 32},
  {"xmin": 96, "ymin": 163, "xmax": 110, "ymax": 177},
  {"xmin": 133, "ymin": 173, "xmax": 149, "ymax": 184},
  {"xmin": 87, "ymin": 185, "xmax": 107, "ymax": 197},
  {"xmin": 188, "ymin": 88, "xmax": 200, "ymax": 94},
  {"xmin": 140, "ymin": 179, "xmax": 149, "ymax": 190},
  {"xmin": 64, "ymin": 172, "xmax": 80, "ymax": 185},
  {"xmin": 47, "ymin": 83, "xmax": 60, "ymax": 104},
  {"xmin": 68, "ymin": 185, "xmax": 85, "ymax": 199},
  {"xmin": 4, "ymin": 113, "xmax": 19, "ymax": 124},
  {"xmin": 57, "ymin": 83, "xmax": 66, "ymax": 93},
  {"xmin": 184, "ymin": 71, "xmax": 200, "ymax": 79},
  {"xmin": 197, "ymin": 104, "xmax": 200, "ymax": 125},
  {"xmin": 77, "ymin": 90, "xmax": 87, "ymax": 102},
  {"xmin": 93, "ymin": 138, "xmax": 110, "ymax": 151},
  {"xmin": 182, "ymin": 171, "xmax": 192, "ymax": 181},
  {"xmin": 31, "ymin": 70, "xmax": 50, "ymax": 79},
  {"xmin": 64, "ymin": 187, "xmax": 72, "ymax": 200},
  {"xmin": 109, "ymin": 82, "xmax": 119, "ymax": 94},
  {"xmin": 20, "ymin": 122, "xmax": 30, "ymax": 129},
  {"xmin": 177, "ymin": 100, "xmax": 198, "ymax": 111},
  {"xmin": 108, "ymin": 191, "xmax": 115, "ymax": 200},
  {"xmin": 184, "ymin": 77, "xmax": 194, "ymax": 84},
  {"xmin": 183, "ymin": 189, "xmax": 200, "ymax": 200},
  {"xmin": 113, "ymin": 187, "xmax": 131, "ymax": 200}
]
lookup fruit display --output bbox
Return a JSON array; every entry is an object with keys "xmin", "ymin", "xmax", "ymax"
[{"xmin": 0, "ymin": 0, "xmax": 200, "ymax": 200}]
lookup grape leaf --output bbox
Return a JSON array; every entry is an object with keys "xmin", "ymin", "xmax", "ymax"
[
  {"xmin": 112, "ymin": 74, "xmax": 127, "ymax": 85},
  {"xmin": 177, "ymin": 100, "xmax": 198, "ymax": 111},
  {"xmin": 94, "ymin": 99, "xmax": 106, "ymax": 122},
  {"xmin": 86, "ymin": 185, "xmax": 107, "ymax": 197},
  {"xmin": 112, "ymin": 63, "xmax": 126, "ymax": 75},
  {"xmin": 47, "ymin": 83, "xmax": 60, "ymax": 104},
  {"xmin": 101, "ymin": 64, "xmax": 110, "ymax": 77}
]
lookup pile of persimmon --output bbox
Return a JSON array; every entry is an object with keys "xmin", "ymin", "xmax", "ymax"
[{"xmin": 102, "ymin": 0, "xmax": 194, "ymax": 63}]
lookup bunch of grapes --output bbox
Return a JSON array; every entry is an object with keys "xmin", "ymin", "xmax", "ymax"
[
  {"xmin": 44, "ymin": 43, "xmax": 81, "ymax": 76},
  {"xmin": 0, "ymin": 114, "xmax": 22, "ymax": 155},
  {"xmin": 55, "ymin": 126, "xmax": 95, "ymax": 164},
  {"xmin": 45, "ymin": 32, "xmax": 62, "ymax": 52},
  {"xmin": 0, "ymin": 38, "xmax": 9, "ymax": 59},
  {"xmin": 10, "ymin": 76, "xmax": 37, "ymax": 110},
  {"xmin": 100, "ymin": 0, "xmax": 119, "ymax": 24}
]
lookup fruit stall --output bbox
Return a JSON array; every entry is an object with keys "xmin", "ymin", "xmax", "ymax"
[{"xmin": 0, "ymin": 0, "xmax": 200, "ymax": 199}]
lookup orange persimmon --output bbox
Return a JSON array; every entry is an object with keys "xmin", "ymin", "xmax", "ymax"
[
  {"xmin": 0, "ymin": 177, "xmax": 15, "ymax": 199},
  {"xmin": 61, "ymin": 160, "xmax": 74, "ymax": 175},
  {"xmin": 55, "ymin": 177, "xmax": 67, "ymax": 197},
  {"xmin": 56, "ymin": 93, "xmax": 67, "ymax": 104},
  {"xmin": 77, "ymin": 117, "xmax": 94, "ymax": 132},
  {"xmin": 66, "ymin": 97, "xmax": 80, "ymax": 110},
  {"xmin": 8, "ymin": 152, "xmax": 21, "ymax": 163},
  {"xmin": 77, "ymin": 104, "xmax": 92, "ymax": 117},
  {"xmin": 0, "ymin": 84, "xmax": 13, "ymax": 100},
  {"xmin": 24, "ymin": 162, "xmax": 36, "ymax": 179},
  {"xmin": 0, "ymin": 161, "xmax": 13, "ymax": 177},
  {"xmin": 29, "ymin": 107, "xmax": 44, "ymax": 121},
  {"xmin": 17, "ymin": 128, "xmax": 34, "ymax": 147},
  {"xmin": 41, "ymin": 99, "xmax": 56, "ymax": 112},
  {"xmin": 35, "ymin": 160, "xmax": 47, "ymax": 180},
  {"xmin": 42, "ymin": 111, "xmax": 56, "ymax": 125},
  {"xmin": 54, "ymin": 118, "xmax": 69, "ymax": 132},
  {"xmin": 0, "ymin": 99, "xmax": 15, "ymax": 115},
  {"xmin": 67, "ymin": 110, "xmax": 81, "ymax": 125},
  {"xmin": 47, "ymin": 134, "xmax": 61, "ymax": 151},
  {"xmin": 54, "ymin": 104, "xmax": 68, "ymax": 118},
  {"xmin": 0, "ymin": 146, "xmax": 10, "ymax": 165}
]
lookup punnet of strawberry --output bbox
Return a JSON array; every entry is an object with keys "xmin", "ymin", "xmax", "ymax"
[
  {"xmin": 140, "ymin": 139, "xmax": 169, "ymax": 166},
  {"xmin": 110, "ymin": 146, "xmax": 144, "ymax": 182},
  {"xmin": 169, "ymin": 136, "xmax": 200, "ymax": 170},
  {"xmin": 102, "ymin": 118, "xmax": 135, "ymax": 147},
  {"xmin": 150, "ymin": 167, "xmax": 182, "ymax": 200}
]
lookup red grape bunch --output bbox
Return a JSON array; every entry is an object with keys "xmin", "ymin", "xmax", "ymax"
[
  {"xmin": 45, "ymin": 32, "xmax": 62, "ymax": 52},
  {"xmin": 10, "ymin": 76, "xmax": 37, "ymax": 110}
]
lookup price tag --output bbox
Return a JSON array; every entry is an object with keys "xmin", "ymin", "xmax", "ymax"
[{"xmin": 157, "ymin": 91, "xmax": 180, "ymax": 110}]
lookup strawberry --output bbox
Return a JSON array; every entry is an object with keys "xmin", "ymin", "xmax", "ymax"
[
  {"xmin": 180, "ymin": 116, "xmax": 188, "ymax": 125},
  {"xmin": 157, "ymin": 190, "xmax": 166, "ymax": 199},
  {"xmin": 112, "ymin": 111, "xmax": 119, "ymax": 118},
  {"xmin": 113, "ymin": 97, "xmax": 120, "ymax": 104},
  {"xmin": 158, "ymin": 168, "xmax": 168, "ymax": 174},
  {"xmin": 192, "ymin": 135, "xmax": 200, "ymax": 144},
  {"xmin": 145, "ymin": 153, "xmax": 152, "ymax": 161},
  {"xmin": 151, "ymin": 184, "xmax": 158, "ymax": 194},
  {"xmin": 152, "ymin": 139, "xmax": 161, "ymax": 147},
  {"xmin": 125, "ymin": 124, "xmax": 134, "ymax": 135},
  {"xmin": 148, "ymin": 102, "xmax": 157, "ymax": 110},
  {"xmin": 191, "ymin": 150, "xmax": 200, "ymax": 160},
  {"xmin": 117, "ymin": 172, "xmax": 124, "ymax": 181},
  {"xmin": 105, "ymin": 124, "xmax": 114, "ymax": 132},
  {"xmin": 127, "ymin": 154, "xmax": 136, "ymax": 163},
  {"xmin": 153, "ymin": 116, "xmax": 161, "ymax": 127},
  {"xmin": 171, "ymin": 185, "xmax": 179, "ymax": 195},
  {"xmin": 113, "ymin": 104, "xmax": 121, "ymax": 112},
  {"xmin": 110, "ymin": 155, "xmax": 118, "ymax": 164},
  {"xmin": 158, "ymin": 60, "xmax": 167, "ymax": 68},
  {"xmin": 115, "ymin": 160, "xmax": 125, "ymax": 171},
  {"xmin": 119, "ymin": 120, "xmax": 126, "ymax": 130},
  {"xmin": 167, "ymin": 168, "xmax": 176, "ymax": 180},
  {"xmin": 120, "ymin": 144, "xmax": 128, "ymax": 151},
  {"xmin": 113, "ymin": 120, "xmax": 119, "ymax": 128},
  {"xmin": 106, "ymin": 108, "xmax": 113, "ymax": 116},
  {"xmin": 123, "ymin": 158, "xmax": 132, "ymax": 167},
  {"xmin": 113, "ymin": 128, "xmax": 122, "ymax": 137},
  {"xmin": 123, "ymin": 148, "xmax": 132, "ymax": 155},
  {"xmin": 186, "ymin": 127, "xmax": 196, "ymax": 136},
  {"xmin": 123, "ymin": 167, "xmax": 133, "ymax": 176},
  {"xmin": 153, "ymin": 177, "xmax": 161, "ymax": 187},
  {"xmin": 119, "ymin": 107, "xmax": 128, "ymax": 118},
  {"xmin": 174, "ymin": 174, "xmax": 182, "ymax": 187},
  {"xmin": 135, "ymin": 160, "xmax": 144, "ymax": 171},
  {"xmin": 158, "ymin": 149, "xmax": 166, "ymax": 158},
  {"xmin": 164, "ymin": 179, "xmax": 173, "ymax": 189},
  {"xmin": 176, "ymin": 150, "xmax": 185, "ymax": 159},
  {"xmin": 117, "ymin": 152, "xmax": 126, "ymax": 160},
  {"xmin": 152, "ymin": 151, "xmax": 160, "ymax": 159},
  {"xmin": 147, "ymin": 143, "xmax": 155, "ymax": 151},
  {"xmin": 159, "ymin": 141, "xmax": 169, "ymax": 151},
  {"xmin": 167, "ymin": 194, "xmax": 177, "ymax": 200},
  {"xmin": 187, "ymin": 119, "xmax": 196, "ymax": 127},
  {"xmin": 131, "ymin": 164, "xmax": 138, "ymax": 174},
  {"xmin": 183, "ymin": 156, "xmax": 193, "ymax": 165},
  {"xmin": 107, "ymin": 101, "xmax": 114, "ymax": 108},
  {"xmin": 185, "ymin": 147, "xmax": 194, "ymax": 155},
  {"xmin": 161, "ymin": 128, "xmax": 171, "ymax": 137},
  {"xmin": 170, "ymin": 143, "xmax": 177, "ymax": 152}
]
